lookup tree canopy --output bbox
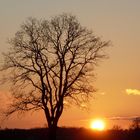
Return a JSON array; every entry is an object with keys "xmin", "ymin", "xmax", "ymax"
[{"xmin": 0, "ymin": 13, "xmax": 110, "ymax": 140}]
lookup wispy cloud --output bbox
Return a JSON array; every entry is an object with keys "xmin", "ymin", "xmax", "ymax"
[
  {"xmin": 79, "ymin": 116, "xmax": 140, "ymax": 123},
  {"xmin": 97, "ymin": 92, "xmax": 106, "ymax": 96},
  {"xmin": 126, "ymin": 89, "xmax": 140, "ymax": 95},
  {"xmin": 108, "ymin": 116, "xmax": 140, "ymax": 121},
  {"xmin": 99, "ymin": 92, "xmax": 106, "ymax": 95}
]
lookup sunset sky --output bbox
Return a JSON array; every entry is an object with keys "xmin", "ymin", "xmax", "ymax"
[{"xmin": 0, "ymin": 0, "xmax": 140, "ymax": 129}]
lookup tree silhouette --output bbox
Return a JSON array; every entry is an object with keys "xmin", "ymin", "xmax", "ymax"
[
  {"xmin": 0, "ymin": 14, "xmax": 110, "ymax": 140},
  {"xmin": 130, "ymin": 117, "xmax": 140, "ymax": 130}
]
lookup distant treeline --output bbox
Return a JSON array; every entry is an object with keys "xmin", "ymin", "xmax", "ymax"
[{"xmin": 0, "ymin": 127, "xmax": 140, "ymax": 140}]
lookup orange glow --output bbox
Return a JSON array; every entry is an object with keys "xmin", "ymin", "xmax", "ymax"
[{"xmin": 90, "ymin": 119, "xmax": 105, "ymax": 131}]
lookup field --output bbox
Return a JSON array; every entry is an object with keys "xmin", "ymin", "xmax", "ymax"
[{"xmin": 0, "ymin": 127, "xmax": 140, "ymax": 140}]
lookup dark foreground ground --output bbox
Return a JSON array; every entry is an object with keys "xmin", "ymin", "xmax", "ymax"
[{"xmin": 0, "ymin": 127, "xmax": 140, "ymax": 140}]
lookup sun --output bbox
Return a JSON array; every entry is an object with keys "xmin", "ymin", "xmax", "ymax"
[{"xmin": 90, "ymin": 119, "xmax": 105, "ymax": 131}]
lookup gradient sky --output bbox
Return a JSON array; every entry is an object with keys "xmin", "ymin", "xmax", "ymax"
[{"xmin": 0, "ymin": 0, "xmax": 140, "ymax": 129}]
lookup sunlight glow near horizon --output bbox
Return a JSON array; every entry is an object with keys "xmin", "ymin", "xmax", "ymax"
[{"xmin": 90, "ymin": 119, "xmax": 105, "ymax": 131}]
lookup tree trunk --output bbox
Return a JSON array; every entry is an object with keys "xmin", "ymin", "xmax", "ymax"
[{"xmin": 48, "ymin": 125, "xmax": 57, "ymax": 140}]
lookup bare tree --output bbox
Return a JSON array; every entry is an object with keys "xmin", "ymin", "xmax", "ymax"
[
  {"xmin": 130, "ymin": 117, "xmax": 140, "ymax": 130},
  {"xmin": 0, "ymin": 14, "xmax": 110, "ymax": 140},
  {"xmin": 112, "ymin": 125, "xmax": 122, "ymax": 131}
]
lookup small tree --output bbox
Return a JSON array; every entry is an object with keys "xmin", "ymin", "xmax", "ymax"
[
  {"xmin": 112, "ymin": 125, "xmax": 122, "ymax": 131},
  {"xmin": 130, "ymin": 117, "xmax": 140, "ymax": 130},
  {"xmin": 0, "ymin": 14, "xmax": 110, "ymax": 140}
]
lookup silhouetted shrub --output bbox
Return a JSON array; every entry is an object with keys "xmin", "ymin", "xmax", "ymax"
[{"xmin": 0, "ymin": 127, "xmax": 140, "ymax": 140}]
